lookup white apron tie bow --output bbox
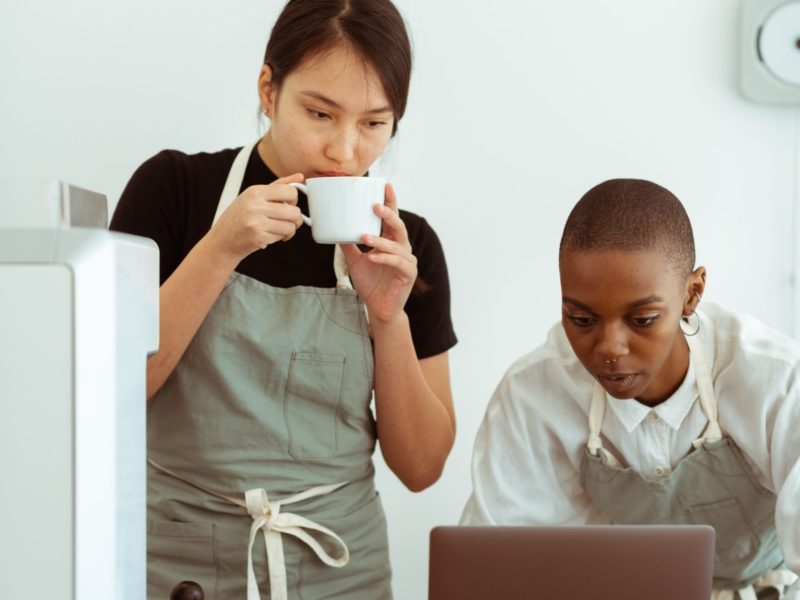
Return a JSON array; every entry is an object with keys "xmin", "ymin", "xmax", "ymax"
[
  {"xmin": 244, "ymin": 484, "xmax": 350, "ymax": 600},
  {"xmin": 148, "ymin": 459, "xmax": 349, "ymax": 600}
]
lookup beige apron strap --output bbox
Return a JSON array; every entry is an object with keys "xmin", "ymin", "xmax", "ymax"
[
  {"xmin": 333, "ymin": 244, "xmax": 371, "ymax": 326},
  {"xmin": 737, "ymin": 586, "xmax": 758, "ymax": 600},
  {"xmin": 587, "ymin": 384, "xmax": 606, "ymax": 456},
  {"xmin": 587, "ymin": 384, "xmax": 623, "ymax": 467},
  {"xmin": 149, "ymin": 458, "xmax": 244, "ymax": 506},
  {"xmin": 149, "ymin": 459, "xmax": 350, "ymax": 600},
  {"xmin": 753, "ymin": 568, "xmax": 798, "ymax": 589},
  {"xmin": 686, "ymin": 334, "xmax": 723, "ymax": 447},
  {"xmin": 333, "ymin": 244, "xmax": 352, "ymax": 290},
  {"xmin": 212, "ymin": 141, "xmax": 259, "ymax": 227},
  {"xmin": 710, "ymin": 568, "xmax": 796, "ymax": 599}
]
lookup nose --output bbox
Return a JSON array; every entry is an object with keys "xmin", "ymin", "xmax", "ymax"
[
  {"xmin": 324, "ymin": 125, "xmax": 358, "ymax": 165},
  {"xmin": 595, "ymin": 322, "xmax": 629, "ymax": 364}
]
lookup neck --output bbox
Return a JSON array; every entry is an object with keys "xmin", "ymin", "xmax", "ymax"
[
  {"xmin": 636, "ymin": 334, "xmax": 690, "ymax": 407},
  {"xmin": 256, "ymin": 132, "xmax": 286, "ymax": 177}
]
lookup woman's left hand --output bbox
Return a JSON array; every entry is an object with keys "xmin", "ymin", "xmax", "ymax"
[{"xmin": 340, "ymin": 183, "xmax": 417, "ymax": 326}]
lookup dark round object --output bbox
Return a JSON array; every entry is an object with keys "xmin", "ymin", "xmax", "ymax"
[{"xmin": 169, "ymin": 581, "xmax": 205, "ymax": 600}]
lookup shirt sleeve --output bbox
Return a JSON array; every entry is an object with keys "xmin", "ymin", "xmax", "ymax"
[
  {"xmin": 403, "ymin": 216, "xmax": 457, "ymax": 359},
  {"xmin": 712, "ymin": 328, "xmax": 800, "ymax": 596},
  {"xmin": 109, "ymin": 150, "xmax": 185, "ymax": 284},
  {"xmin": 460, "ymin": 362, "xmax": 608, "ymax": 526},
  {"xmin": 771, "ymin": 383, "xmax": 800, "ymax": 598}
]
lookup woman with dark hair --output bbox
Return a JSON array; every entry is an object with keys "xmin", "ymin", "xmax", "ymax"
[
  {"xmin": 111, "ymin": 1, "xmax": 457, "ymax": 597},
  {"xmin": 461, "ymin": 179, "xmax": 800, "ymax": 599}
]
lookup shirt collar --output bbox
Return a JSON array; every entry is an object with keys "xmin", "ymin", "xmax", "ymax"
[{"xmin": 606, "ymin": 359, "xmax": 699, "ymax": 433}]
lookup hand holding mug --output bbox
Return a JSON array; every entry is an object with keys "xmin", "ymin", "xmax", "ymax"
[
  {"xmin": 207, "ymin": 173, "xmax": 305, "ymax": 262},
  {"xmin": 338, "ymin": 182, "xmax": 418, "ymax": 326}
]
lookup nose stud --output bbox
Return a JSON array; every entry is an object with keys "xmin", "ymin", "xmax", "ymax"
[{"xmin": 604, "ymin": 359, "xmax": 616, "ymax": 365}]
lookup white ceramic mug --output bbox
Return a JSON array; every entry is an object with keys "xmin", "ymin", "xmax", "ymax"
[{"xmin": 289, "ymin": 177, "xmax": 385, "ymax": 244}]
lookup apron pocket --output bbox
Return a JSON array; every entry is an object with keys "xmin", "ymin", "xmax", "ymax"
[
  {"xmin": 147, "ymin": 520, "xmax": 218, "ymax": 599},
  {"xmin": 284, "ymin": 352, "xmax": 345, "ymax": 459},
  {"xmin": 687, "ymin": 497, "xmax": 760, "ymax": 564}
]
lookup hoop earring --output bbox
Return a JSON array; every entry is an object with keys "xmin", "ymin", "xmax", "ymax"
[{"xmin": 680, "ymin": 311, "xmax": 700, "ymax": 336}]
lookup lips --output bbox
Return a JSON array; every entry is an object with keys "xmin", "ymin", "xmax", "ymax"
[
  {"xmin": 595, "ymin": 372, "xmax": 639, "ymax": 396},
  {"xmin": 317, "ymin": 171, "xmax": 349, "ymax": 177}
]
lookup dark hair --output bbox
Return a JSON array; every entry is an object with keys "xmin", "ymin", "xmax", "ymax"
[
  {"xmin": 559, "ymin": 179, "xmax": 696, "ymax": 277},
  {"xmin": 264, "ymin": 0, "xmax": 412, "ymax": 135}
]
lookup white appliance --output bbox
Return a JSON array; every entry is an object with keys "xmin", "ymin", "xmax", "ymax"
[
  {"xmin": 0, "ymin": 181, "xmax": 158, "ymax": 599},
  {"xmin": 740, "ymin": 0, "xmax": 800, "ymax": 103}
]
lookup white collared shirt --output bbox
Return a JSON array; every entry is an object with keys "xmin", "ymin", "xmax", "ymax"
[{"xmin": 461, "ymin": 302, "xmax": 800, "ymax": 597}]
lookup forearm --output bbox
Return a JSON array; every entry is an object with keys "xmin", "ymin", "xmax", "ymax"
[
  {"xmin": 372, "ymin": 313, "xmax": 455, "ymax": 492},
  {"xmin": 146, "ymin": 234, "xmax": 239, "ymax": 398}
]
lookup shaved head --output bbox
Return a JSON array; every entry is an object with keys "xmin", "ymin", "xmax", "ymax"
[{"xmin": 559, "ymin": 179, "xmax": 695, "ymax": 277}]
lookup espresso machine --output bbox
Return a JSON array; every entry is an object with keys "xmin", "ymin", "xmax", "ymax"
[{"xmin": 0, "ymin": 181, "xmax": 157, "ymax": 599}]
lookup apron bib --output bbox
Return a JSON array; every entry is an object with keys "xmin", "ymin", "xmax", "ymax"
[
  {"xmin": 580, "ymin": 333, "xmax": 794, "ymax": 600},
  {"xmin": 146, "ymin": 142, "xmax": 392, "ymax": 600}
]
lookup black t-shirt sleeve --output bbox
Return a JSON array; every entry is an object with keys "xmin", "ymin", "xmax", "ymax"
[
  {"xmin": 109, "ymin": 150, "xmax": 186, "ymax": 284},
  {"xmin": 403, "ymin": 214, "xmax": 458, "ymax": 359}
]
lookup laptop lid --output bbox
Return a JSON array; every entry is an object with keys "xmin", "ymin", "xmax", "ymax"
[{"xmin": 429, "ymin": 525, "xmax": 715, "ymax": 600}]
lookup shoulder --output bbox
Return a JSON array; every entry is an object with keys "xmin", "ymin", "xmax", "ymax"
[
  {"xmin": 111, "ymin": 146, "xmax": 243, "ymax": 281},
  {"xmin": 488, "ymin": 322, "xmax": 593, "ymax": 425},
  {"xmin": 701, "ymin": 302, "xmax": 800, "ymax": 369},
  {"xmin": 129, "ymin": 146, "xmax": 240, "ymax": 187},
  {"xmin": 701, "ymin": 302, "xmax": 800, "ymax": 420},
  {"xmin": 701, "ymin": 303, "xmax": 800, "ymax": 473}
]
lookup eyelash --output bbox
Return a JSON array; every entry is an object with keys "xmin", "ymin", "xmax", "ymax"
[
  {"xmin": 306, "ymin": 108, "xmax": 331, "ymax": 121},
  {"xmin": 305, "ymin": 108, "xmax": 388, "ymax": 129},
  {"xmin": 566, "ymin": 315, "xmax": 660, "ymax": 328}
]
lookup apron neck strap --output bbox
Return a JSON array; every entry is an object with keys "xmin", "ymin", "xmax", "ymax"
[
  {"xmin": 213, "ymin": 140, "xmax": 258, "ymax": 227},
  {"xmin": 686, "ymin": 333, "xmax": 723, "ymax": 446},
  {"xmin": 333, "ymin": 245, "xmax": 352, "ymax": 290}
]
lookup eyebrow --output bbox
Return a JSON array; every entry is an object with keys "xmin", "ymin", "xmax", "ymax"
[
  {"xmin": 562, "ymin": 294, "xmax": 665, "ymax": 314},
  {"xmin": 299, "ymin": 91, "xmax": 393, "ymax": 115}
]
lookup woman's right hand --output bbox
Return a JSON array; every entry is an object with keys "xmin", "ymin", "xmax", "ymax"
[{"xmin": 204, "ymin": 173, "xmax": 305, "ymax": 262}]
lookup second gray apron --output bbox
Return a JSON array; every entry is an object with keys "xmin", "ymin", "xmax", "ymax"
[{"xmin": 580, "ymin": 333, "xmax": 794, "ymax": 599}]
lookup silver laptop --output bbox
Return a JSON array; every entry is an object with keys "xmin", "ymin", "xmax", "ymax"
[{"xmin": 429, "ymin": 525, "xmax": 715, "ymax": 600}]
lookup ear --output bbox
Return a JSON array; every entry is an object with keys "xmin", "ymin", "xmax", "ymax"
[
  {"xmin": 258, "ymin": 64, "xmax": 278, "ymax": 118},
  {"xmin": 682, "ymin": 266, "xmax": 707, "ymax": 316}
]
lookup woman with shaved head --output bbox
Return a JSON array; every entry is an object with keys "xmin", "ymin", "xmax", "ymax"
[{"xmin": 462, "ymin": 179, "xmax": 800, "ymax": 599}]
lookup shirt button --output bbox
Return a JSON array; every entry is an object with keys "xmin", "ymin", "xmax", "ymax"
[
  {"xmin": 654, "ymin": 466, "xmax": 668, "ymax": 477},
  {"xmin": 648, "ymin": 412, "xmax": 659, "ymax": 422}
]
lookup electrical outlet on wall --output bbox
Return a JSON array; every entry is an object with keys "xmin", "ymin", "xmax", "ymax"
[{"xmin": 740, "ymin": 0, "xmax": 800, "ymax": 103}]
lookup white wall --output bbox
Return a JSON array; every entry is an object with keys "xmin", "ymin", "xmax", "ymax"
[{"xmin": 1, "ymin": 1, "xmax": 798, "ymax": 599}]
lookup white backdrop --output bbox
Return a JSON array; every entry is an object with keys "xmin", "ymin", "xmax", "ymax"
[{"xmin": 2, "ymin": 1, "xmax": 799, "ymax": 599}]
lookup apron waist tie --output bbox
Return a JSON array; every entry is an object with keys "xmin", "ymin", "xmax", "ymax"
[
  {"xmin": 710, "ymin": 569, "xmax": 798, "ymax": 600},
  {"xmin": 149, "ymin": 459, "xmax": 350, "ymax": 600}
]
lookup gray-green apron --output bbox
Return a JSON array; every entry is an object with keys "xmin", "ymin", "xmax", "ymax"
[
  {"xmin": 146, "ymin": 141, "xmax": 392, "ymax": 600},
  {"xmin": 580, "ymin": 333, "xmax": 795, "ymax": 600}
]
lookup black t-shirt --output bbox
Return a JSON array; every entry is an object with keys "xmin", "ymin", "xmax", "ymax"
[{"xmin": 110, "ymin": 146, "xmax": 457, "ymax": 359}]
